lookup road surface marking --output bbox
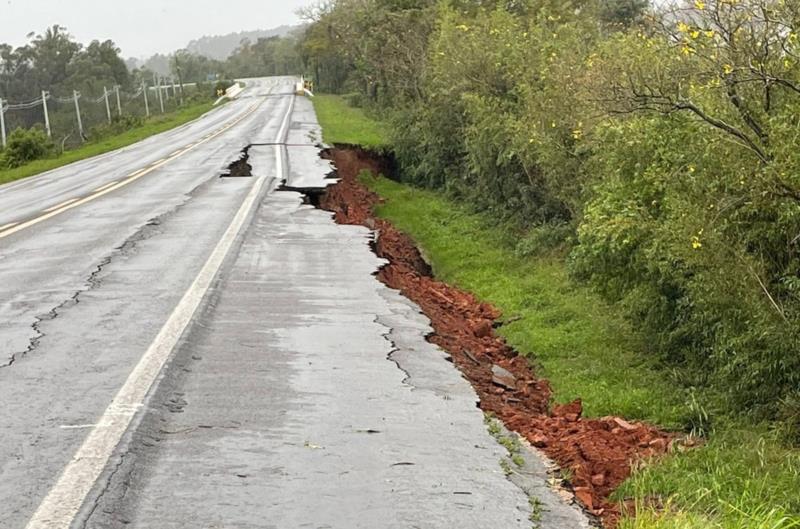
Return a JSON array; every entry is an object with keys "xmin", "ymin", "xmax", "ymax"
[
  {"xmin": 0, "ymin": 222, "xmax": 19, "ymax": 231},
  {"xmin": 93, "ymin": 181, "xmax": 119, "ymax": 192},
  {"xmin": 126, "ymin": 168, "xmax": 148, "ymax": 178},
  {"xmin": 23, "ymin": 95, "xmax": 295, "ymax": 529},
  {"xmin": 43, "ymin": 198, "xmax": 79, "ymax": 213},
  {"xmin": 0, "ymin": 100, "xmax": 264, "ymax": 242}
]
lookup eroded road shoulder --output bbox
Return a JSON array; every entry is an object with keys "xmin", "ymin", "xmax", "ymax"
[{"xmin": 82, "ymin": 180, "xmax": 570, "ymax": 528}]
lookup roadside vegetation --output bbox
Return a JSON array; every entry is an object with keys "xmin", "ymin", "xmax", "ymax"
[
  {"xmin": 300, "ymin": 0, "xmax": 800, "ymax": 433},
  {"xmin": 313, "ymin": 85, "xmax": 800, "ymax": 529},
  {"xmin": 0, "ymin": 102, "xmax": 213, "ymax": 185}
]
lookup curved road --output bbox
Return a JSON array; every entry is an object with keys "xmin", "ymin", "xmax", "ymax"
[{"xmin": 0, "ymin": 77, "xmax": 589, "ymax": 529}]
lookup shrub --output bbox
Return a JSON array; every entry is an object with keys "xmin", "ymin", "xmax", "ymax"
[
  {"xmin": 88, "ymin": 114, "xmax": 144, "ymax": 140},
  {"xmin": 1, "ymin": 127, "xmax": 53, "ymax": 168}
]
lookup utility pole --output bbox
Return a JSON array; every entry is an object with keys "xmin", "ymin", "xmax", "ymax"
[
  {"xmin": 174, "ymin": 53, "xmax": 185, "ymax": 102},
  {"xmin": 163, "ymin": 77, "xmax": 170, "ymax": 102},
  {"xmin": 157, "ymin": 77, "xmax": 165, "ymax": 113},
  {"xmin": 0, "ymin": 97, "xmax": 6, "ymax": 148},
  {"xmin": 42, "ymin": 90, "xmax": 51, "ymax": 138},
  {"xmin": 114, "ymin": 85, "xmax": 122, "ymax": 116},
  {"xmin": 73, "ymin": 90, "xmax": 84, "ymax": 141},
  {"xmin": 103, "ymin": 86, "xmax": 112, "ymax": 123},
  {"xmin": 142, "ymin": 81, "xmax": 150, "ymax": 117}
]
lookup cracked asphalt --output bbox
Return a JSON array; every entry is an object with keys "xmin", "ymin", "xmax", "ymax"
[{"xmin": 0, "ymin": 77, "xmax": 590, "ymax": 528}]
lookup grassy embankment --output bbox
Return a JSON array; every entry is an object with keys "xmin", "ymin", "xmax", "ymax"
[
  {"xmin": 0, "ymin": 101, "xmax": 215, "ymax": 186},
  {"xmin": 312, "ymin": 94, "xmax": 800, "ymax": 529}
]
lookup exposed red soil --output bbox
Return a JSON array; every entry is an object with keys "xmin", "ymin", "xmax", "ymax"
[{"xmin": 320, "ymin": 147, "xmax": 674, "ymax": 527}]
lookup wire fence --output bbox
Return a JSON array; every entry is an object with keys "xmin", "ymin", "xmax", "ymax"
[{"xmin": 0, "ymin": 79, "xmax": 207, "ymax": 151}]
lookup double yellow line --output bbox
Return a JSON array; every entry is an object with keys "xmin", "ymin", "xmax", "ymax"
[{"xmin": 0, "ymin": 100, "xmax": 264, "ymax": 241}]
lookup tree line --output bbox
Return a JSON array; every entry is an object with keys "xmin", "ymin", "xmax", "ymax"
[{"xmin": 295, "ymin": 0, "xmax": 800, "ymax": 433}]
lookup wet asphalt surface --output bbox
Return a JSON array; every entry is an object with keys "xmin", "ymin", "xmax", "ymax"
[{"xmin": 0, "ymin": 77, "xmax": 590, "ymax": 528}]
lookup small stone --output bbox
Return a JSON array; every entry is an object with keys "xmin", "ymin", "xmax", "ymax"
[
  {"xmin": 472, "ymin": 320, "xmax": 493, "ymax": 338},
  {"xmin": 531, "ymin": 434, "xmax": 549, "ymax": 448},
  {"xmin": 573, "ymin": 487, "xmax": 594, "ymax": 510},
  {"xmin": 591, "ymin": 473, "xmax": 606, "ymax": 487},
  {"xmin": 554, "ymin": 399, "xmax": 583, "ymax": 420},
  {"xmin": 649, "ymin": 438, "xmax": 668, "ymax": 451},
  {"xmin": 613, "ymin": 417, "xmax": 637, "ymax": 431},
  {"xmin": 491, "ymin": 364, "xmax": 517, "ymax": 390}
]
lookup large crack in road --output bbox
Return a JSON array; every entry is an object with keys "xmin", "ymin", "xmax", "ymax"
[{"xmin": 0, "ymin": 175, "xmax": 224, "ymax": 370}]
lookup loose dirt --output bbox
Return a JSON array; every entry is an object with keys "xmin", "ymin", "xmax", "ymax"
[{"xmin": 318, "ymin": 147, "xmax": 674, "ymax": 527}]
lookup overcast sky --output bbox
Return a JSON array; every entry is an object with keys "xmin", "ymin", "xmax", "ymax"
[{"xmin": 0, "ymin": 0, "xmax": 312, "ymax": 58}]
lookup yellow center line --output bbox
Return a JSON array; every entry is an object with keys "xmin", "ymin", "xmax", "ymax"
[
  {"xmin": 44, "ymin": 198, "xmax": 80, "ymax": 212},
  {"xmin": 0, "ymin": 100, "xmax": 265, "ymax": 241},
  {"xmin": 93, "ymin": 181, "xmax": 119, "ymax": 192}
]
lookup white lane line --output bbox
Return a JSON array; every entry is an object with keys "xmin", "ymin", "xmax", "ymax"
[
  {"xmin": 0, "ymin": 222, "xmax": 19, "ymax": 231},
  {"xmin": 0, "ymin": 101, "xmax": 263, "ymax": 242},
  {"xmin": 93, "ymin": 181, "xmax": 118, "ymax": 192},
  {"xmin": 23, "ymin": 95, "xmax": 295, "ymax": 529},
  {"xmin": 43, "ymin": 198, "xmax": 79, "ymax": 213}
]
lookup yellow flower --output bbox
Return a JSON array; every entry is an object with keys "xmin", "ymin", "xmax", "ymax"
[
  {"xmin": 456, "ymin": 24, "xmax": 470, "ymax": 32},
  {"xmin": 690, "ymin": 30, "xmax": 701, "ymax": 39},
  {"xmin": 677, "ymin": 22, "xmax": 690, "ymax": 34},
  {"xmin": 692, "ymin": 237, "xmax": 703, "ymax": 249},
  {"xmin": 705, "ymin": 29, "xmax": 715, "ymax": 38},
  {"xmin": 723, "ymin": 64, "xmax": 734, "ymax": 74},
  {"xmin": 695, "ymin": 0, "xmax": 706, "ymax": 9},
  {"xmin": 688, "ymin": 165, "xmax": 696, "ymax": 173}
]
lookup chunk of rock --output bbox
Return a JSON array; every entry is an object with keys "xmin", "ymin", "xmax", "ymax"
[
  {"xmin": 531, "ymin": 434, "xmax": 549, "ymax": 448},
  {"xmin": 491, "ymin": 364, "xmax": 517, "ymax": 391},
  {"xmin": 472, "ymin": 320, "xmax": 493, "ymax": 338},
  {"xmin": 612, "ymin": 417, "xmax": 637, "ymax": 431},
  {"xmin": 553, "ymin": 399, "xmax": 583, "ymax": 420},
  {"xmin": 573, "ymin": 487, "xmax": 594, "ymax": 510}
]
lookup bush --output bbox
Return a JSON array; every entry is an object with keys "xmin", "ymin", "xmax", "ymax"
[
  {"xmin": 88, "ymin": 114, "xmax": 144, "ymax": 140},
  {"xmin": 0, "ymin": 127, "xmax": 53, "ymax": 168},
  {"xmin": 515, "ymin": 222, "xmax": 574, "ymax": 257}
]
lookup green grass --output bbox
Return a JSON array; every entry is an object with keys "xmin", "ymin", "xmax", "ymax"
[
  {"xmin": 313, "ymin": 92, "xmax": 800, "ymax": 529},
  {"xmin": 369, "ymin": 177, "xmax": 683, "ymax": 425},
  {"xmin": 312, "ymin": 94, "xmax": 389, "ymax": 149},
  {"xmin": 0, "ymin": 101, "xmax": 215, "ymax": 186},
  {"xmin": 618, "ymin": 427, "xmax": 800, "ymax": 529}
]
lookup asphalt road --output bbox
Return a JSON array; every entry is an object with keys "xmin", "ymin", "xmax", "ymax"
[{"xmin": 0, "ymin": 77, "xmax": 590, "ymax": 529}]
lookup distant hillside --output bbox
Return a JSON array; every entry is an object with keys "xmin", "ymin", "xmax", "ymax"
[{"xmin": 185, "ymin": 26, "xmax": 301, "ymax": 60}]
